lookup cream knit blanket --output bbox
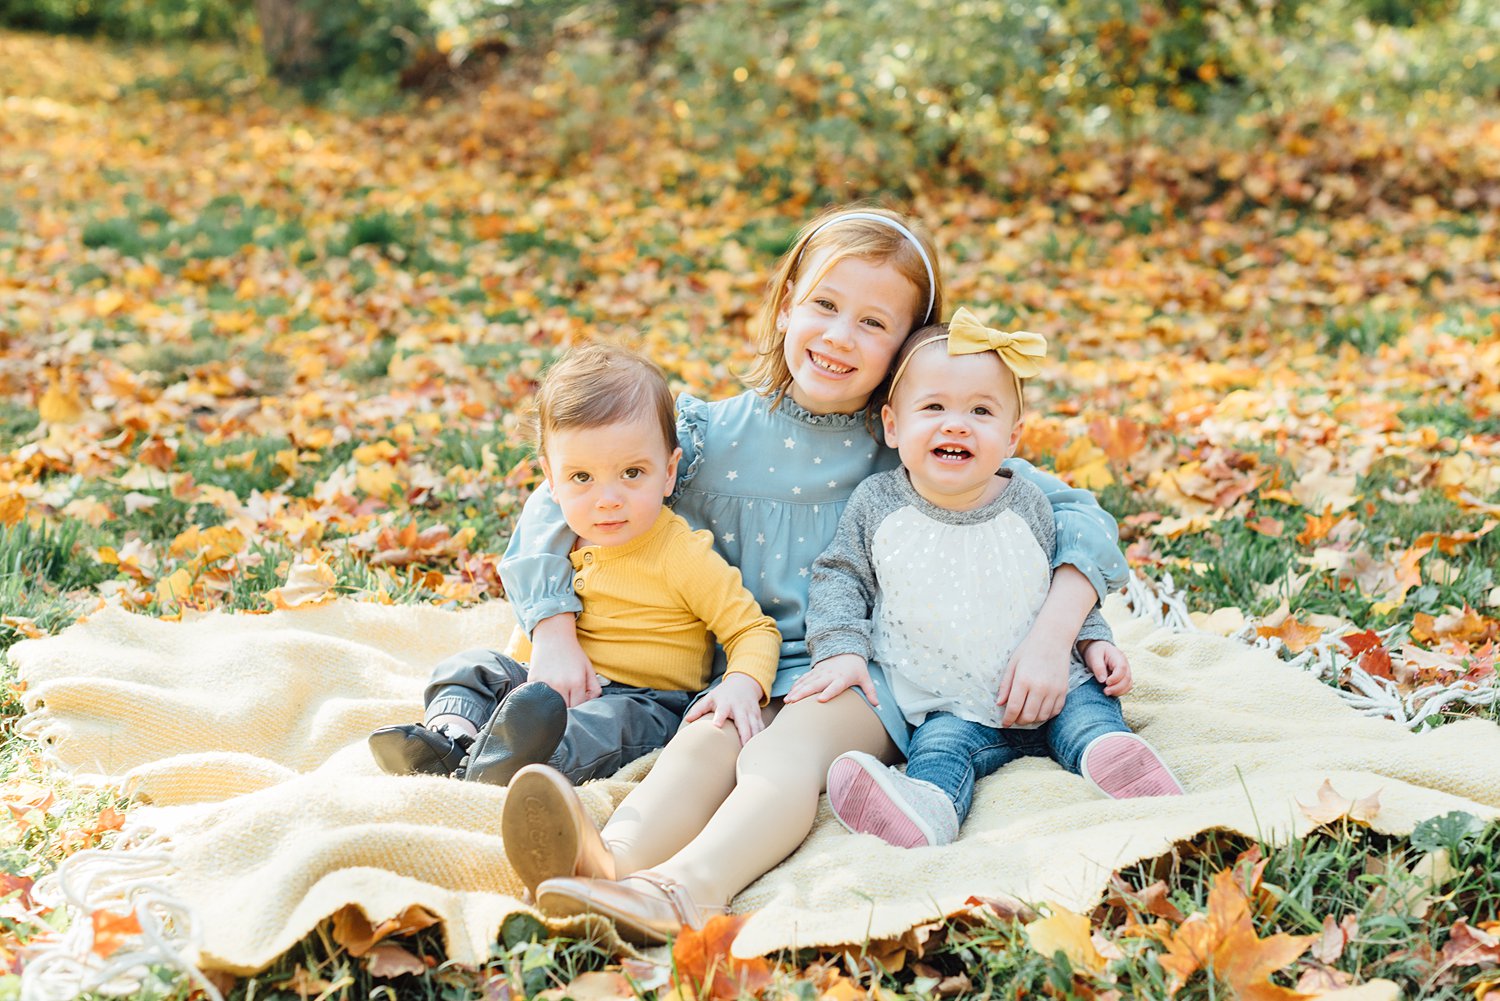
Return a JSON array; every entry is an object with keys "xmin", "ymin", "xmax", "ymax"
[{"xmin": 14, "ymin": 598, "xmax": 1500, "ymax": 974}]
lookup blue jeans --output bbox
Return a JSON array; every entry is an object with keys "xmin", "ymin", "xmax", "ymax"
[{"xmin": 905, "ymin": 679, "xmax": 1129, "ymax": 823}]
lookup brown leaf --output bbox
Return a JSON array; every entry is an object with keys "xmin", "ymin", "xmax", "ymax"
[
  {"xmin": 1295, "ymin": 962, "xmax": 1351, "ymax": 993},
  {"xmin": 365, "ymin": 942, "xmax": 429, "ymax": 979},
  {"xmin": 1299, "ymin": 780, "xmax": 1382, "ymax": 827},
  {"xmin": 330, "ymin": 904, "xmax": 441, "ymax": 958},
  {"xmin": 1311, "ymin": 914, "xmax": 1359, "ymax": 964},
  {"xmin": 671, "ymin": 914, "xmax": 772, "ymax": 1001},
  {"xmin": 1247, "ymin": 515, "xmax": 1285, "ymax": 538},
  {"xmin": 1439, "ymin": 918, "xmax": 1500, "ymax": 969},
  {"xmin": 962, "ymin": 893, "xmax": 1038, "ymax": 923}
]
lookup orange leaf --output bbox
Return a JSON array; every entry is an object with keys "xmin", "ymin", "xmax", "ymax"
[
  {"xmin": 671, "ymin": 914, "xmax": 772, "ymax": 1001},
  {"xmin": 38, "ymin": 378, "xmax": 86, "ymax": 425},
  {"xmin": 1296, "ymin": 508, "xmax": 1346, "ymax": 547},
  {"xmin": 91, "ymin": 909, "xmax": 143, "ymax": 958},
  {"xmin": 1412, "ymin": 519, "xmax": 1497, "ymax": 555},
  {"xmin": 2, "ymin": 780, "xmax": 56, "ymax": 832},
  {"xmin": 1256, "ymin": 617, "xmax": 1324, "ymax": 654},
  {"xmin": 1089, "ymin": 416, "xmax": 1147, "ymax": 468},
  {"xmin": 0, "ymin": 492, "xmax": 24, "ymax": 528},
  {"xmin": 1412, "ymin": 606, "xmax": 1497, "ymax": 645},
  {"xmin": 1160, "ymin": 869, "xmax": 1316, "ymax": 999}
]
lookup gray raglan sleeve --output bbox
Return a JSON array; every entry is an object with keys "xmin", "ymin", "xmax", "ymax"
[
  {"xmin": 806, "ymin": 478, "xmax": 888, "ymax": 664},
  {"xmin": 1014, "ymin": 481, "xmax": 1113, "ymax": 647}
]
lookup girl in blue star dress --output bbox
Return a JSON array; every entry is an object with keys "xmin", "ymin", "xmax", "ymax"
[{"xmin": 495, "ymin": 205, "xmax": 1132, "ymax": 943}]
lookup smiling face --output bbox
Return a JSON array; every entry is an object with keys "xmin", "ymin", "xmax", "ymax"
[
  {"xmin": 779, "ymin": 251, "xmax": 921, "ymax": 416},
  {"xmin": 881, "ymin": 344, "xmax": 1023, "ymax": 511},
  {"xmin": 541, "ymin": 414, "xmax": 681, "ymax": 548}
]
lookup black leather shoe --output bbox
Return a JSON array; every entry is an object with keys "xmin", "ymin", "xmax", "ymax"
[
  {"xmin": 368, "ymin": 723, "xmax": 471, "ymax": 776},
  {"xmin": 461, "ymin": 682, "xmax": 567, "ymax": 787}
]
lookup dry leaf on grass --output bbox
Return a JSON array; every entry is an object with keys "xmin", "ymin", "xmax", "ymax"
[
  {"xmin": 670, "ymin": 914, "xmax": 772, "ymax": 1001},
  {"xmin": 1299, "ymin": 780, "xmax": 1382, "ymax": 827},
  {"xmin": 265, "ymin": 560, "xmax": 339, "ymax": 610},
  {"xmin": 1026, "ymin": 906, "xmax": 1110, "ymax": 976},
  {"xmin": 329, "ymin": 904, "xmax": 440, "ymax": 957}
]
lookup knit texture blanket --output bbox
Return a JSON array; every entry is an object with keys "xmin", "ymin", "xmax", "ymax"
[{"xmin": 14, "ymin": 598, "xmax": 1500, "ymax": 973}]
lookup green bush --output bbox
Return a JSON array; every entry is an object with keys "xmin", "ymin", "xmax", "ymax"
[{"xmin": 0, "ymin": 0, "xmax": 242, "ymax": 39}]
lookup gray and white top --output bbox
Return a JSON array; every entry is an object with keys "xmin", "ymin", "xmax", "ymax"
[{"xmin": 807, "ymin": 468, "xmax": 1113, "ymax": 729}]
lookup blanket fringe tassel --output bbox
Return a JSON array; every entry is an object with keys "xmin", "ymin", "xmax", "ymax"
[
  {"xmin": 20, "ymin": 575, "xmax": 1498, "ymax": 996},
  {"xmin": 20, "ymin": 829, "xmax": 224, "ymax": 1001},
  {"xmin": 1121, "ymin": 571, "xmax": 1498, "ymax": 731}
]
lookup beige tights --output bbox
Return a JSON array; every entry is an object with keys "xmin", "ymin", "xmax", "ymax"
[{"xmin": 600, "ymin": 690, "xmax": 895, "ymax": 908}]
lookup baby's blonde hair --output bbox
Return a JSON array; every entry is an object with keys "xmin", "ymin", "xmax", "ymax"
[
  {"xmin": 533, "ymin": 344, "xmax": 678, "ymax": 458},
  {"xmin": 747, "ymin": 204, "xmax": 944, "ymax": 408},
  {"xmin": 880, "ymin": 323, "xmax": 1028, "ymax": 417}
]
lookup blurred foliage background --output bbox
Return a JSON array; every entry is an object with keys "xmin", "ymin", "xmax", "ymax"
[{"xmin": 2, "ymin": 0, "xmax": 1495, "ymax": 185}]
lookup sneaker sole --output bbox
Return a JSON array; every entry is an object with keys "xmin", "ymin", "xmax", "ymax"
[
  {"xmin": 1081, "ymin": 733, "xmax": 1184, "ymax": 799},
  {"xmin": 827, "ymin": 755, "xmax": 934, "ymax": 848},
  {"xmin": 502, "ymin": 768, "xmax": 582, "ymax": 897}
]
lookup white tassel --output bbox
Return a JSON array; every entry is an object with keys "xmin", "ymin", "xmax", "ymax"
[
  {"xmin": 20, "ymin": 829, "xmax": 223, "ymax": 1001},
  {"xmin": 1121, "ymin": 571, "xmax": 1496, "ymax": 732}
]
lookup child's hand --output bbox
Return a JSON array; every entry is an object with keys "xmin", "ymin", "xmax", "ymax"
[
  {"xmin": 528, "ymin": 613, "xmax": 603, "ymax": 707},
  {"xmin": 1082, "ymin": 640, "xmax": 1133, "ymax": 696},
  {"xmin": 683, "ymin": 673, "xmax": 767, "ymax": 746},
  {"xmin": 784, "ymin": 653, "xmax": 878, "ymax": 706},
  {"xmin": 996, "ymin": 632, "xmax": 1069, "ymax": 727}
]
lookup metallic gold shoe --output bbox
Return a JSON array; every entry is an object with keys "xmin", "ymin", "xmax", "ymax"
[
  {"xmin": 535, "ymin": 871, "xmax": 726, "ymax": 946},
  {"xmin": 502, "ymin": 764, "xmax": 616, "ymax": 897}
]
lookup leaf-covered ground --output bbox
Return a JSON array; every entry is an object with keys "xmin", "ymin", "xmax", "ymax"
[{"xmin": 2, "ymin": 28, "xmax": 1499, "ymax": 1001}]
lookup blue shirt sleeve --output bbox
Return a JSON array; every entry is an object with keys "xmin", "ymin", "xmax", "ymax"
[
  {"xmin": 1002, "ymin": 457, "xmax": 1129, "ymax": 600},
  {"xmin": 499, "ymin": 394, "xmax": 714, "ymax": 636},
  {"xmin": 498, "ymin": 480, "xmax": 580, "ymax": 636}
]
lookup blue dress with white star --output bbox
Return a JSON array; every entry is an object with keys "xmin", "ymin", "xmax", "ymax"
[{"xmin": 498, "ymin": 390, "xmax": 1128, "ymax": 753}]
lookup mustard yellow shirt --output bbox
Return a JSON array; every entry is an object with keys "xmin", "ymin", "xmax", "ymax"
[{"xmin": 507, "ymin": 508, "xmax": 780, "ymax": 699}]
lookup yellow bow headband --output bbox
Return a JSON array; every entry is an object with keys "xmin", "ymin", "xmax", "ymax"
[{"xmin": 887, "ymin": 306, "xmax": 1049, "ymax": 406}]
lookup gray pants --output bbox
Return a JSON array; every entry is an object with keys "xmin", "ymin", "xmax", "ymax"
[{"xmin": 424, "ymin": 648, "xmax": 694, "ymax": 784}]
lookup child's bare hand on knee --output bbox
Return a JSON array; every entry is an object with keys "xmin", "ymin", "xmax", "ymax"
[
  {"xmin": 784, "ymin": 654, "xmax": 877, "ymax": 706},
  {"xmin": 996, "ymin": 632, "xmax": 1069, "ymax": 727},
  {"xmin": 683, "ymin": 673, "xmax": 766, "ymax": 746},
  {"xmin": 1082, "ymin": 639, "xmax": 1132, "ymax": 696},
  {"xmin": 528, "ymin": 613, "xmax": 603, "ymax": 707}
]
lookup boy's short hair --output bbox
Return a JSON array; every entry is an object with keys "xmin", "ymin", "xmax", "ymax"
[{"xmin": 533, "ymin": 344, "xmax": 678, "ymax": 457}]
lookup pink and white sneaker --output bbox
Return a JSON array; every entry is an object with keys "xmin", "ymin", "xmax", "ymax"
[
  {"xmin": 826, "ymin": 751, "xmax": 959, "ymax": 848},
  {"xmin": 1080, "ymin": 733, "xmax": 1184, "ymax": 798}
]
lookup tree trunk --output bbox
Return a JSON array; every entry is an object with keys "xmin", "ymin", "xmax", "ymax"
[{"xmin": 254, "ymin": 0, "xmax": 322, "ymax": 82}]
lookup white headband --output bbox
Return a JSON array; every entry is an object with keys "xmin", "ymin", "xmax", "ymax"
[{"xmin": 793, "ymin": 212, "xmax": 936, "ymax": 324}]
